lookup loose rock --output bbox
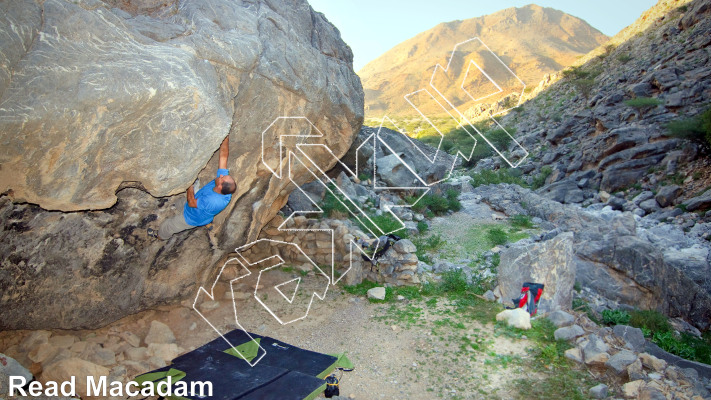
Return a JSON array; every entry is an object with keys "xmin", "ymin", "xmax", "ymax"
[
  {"xmin": 495, "ymin": 308, "xmax": 531, "ymax": 330},
  {"xmin": 548, "ymin": 310, "xmax": 575, "ymax": 327},
  {"xmin": 144, "ymin": 320, "xmax": 176, "ymax": 345},
  {"xmin": 554, "ymin": 325, "xmax": 585, "ymax": 341},
  {"xmin": 366, "ymin": 287, "xmax": 386, "ymax": 301},
  {"xmin": 40, "ymin": 358, "xmax": 110, "ymax": 398},
  {"xmin": 605, "ymin": 350, "xmax": 638, "ymax": 374},
  {"xmin": 589, "ymin": 383, "xmax": 609, "ymax": 399}
]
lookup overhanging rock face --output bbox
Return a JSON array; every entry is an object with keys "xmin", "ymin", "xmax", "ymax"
[{"xmin": 0, "ymin": 0, "xmax": 364, "ymax": 329}]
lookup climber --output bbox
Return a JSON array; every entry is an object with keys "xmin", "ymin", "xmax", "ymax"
[{"xmin": 149, "ymin": 136, "xmax": 236, "ymax": 240}]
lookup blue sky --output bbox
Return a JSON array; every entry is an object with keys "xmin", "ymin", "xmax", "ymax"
[{"xmin": 307, "ymin": 0, "xmax": 658, "ymax": 71}]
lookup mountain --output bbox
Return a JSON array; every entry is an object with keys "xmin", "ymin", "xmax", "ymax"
[
  {"xmin": 359, "ymin": 4, "xmax": 608, "ymax": 118},
  {"xmin": 478, "ymin": 0, "xmax": 711, "ymax": 328}
]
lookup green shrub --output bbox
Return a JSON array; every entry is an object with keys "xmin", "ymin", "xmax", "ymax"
[
  {"xmin": 470, "ymin": 169, "xmax": 526, "ymax": 188},
  {"xmin": 602, "ymin": 309, "xmax": 631, "ymax": 326},
  {"xmin": 343, "ymin": 279, "xmax": 379, "ymax": 296},
  {"xmin": 690, "ymin": 333, "xmax": 711, "ymax": 364},
  {"xmin": 491, "ymin": 253, "xmax": 500, "ymax": 269},
  {"xmin": 629, "ymin": 96, "xmax": 662, "ymax": 108},
  {"xmin": 443, "ymin": 126, "xmax": 477, "ymax": 157},
  {"xmin": 416, "ymin": 220, "xmax": 428, "ymax": 233},
  {"xmin": 408, "ymin": 191, "xmax": 461, "ymax": 216},
  {"xmin": 531, "ymin": 166, "xmax": 553, "ymax": 189},
  {"xmin": 572, "ymin": 78, "xmax": 595, "ymax": 99},
  {"xmin": 617, "ymin": 54, "xmax": 633, "ymax": 64},
  {"xmin": 439, "ymin": 269, "xmax": 469, "ymax": 295},
  {"xmin": 320, "ymin": 184, "xmax": 350, "ymax": 218},
  {"xmin": 394, "ymin": 285, "xmax": 422, "ymax": 300},
  {"xmin": 647, "ymin": 331, "xmax": 710, "ymax": 364},
  {"xmin": 653, "ymin": 331, "xmax": 695, "ymax": 359},
  {"xmin": 412, "ymin": 233, "xmax": 445, "ymax": 252},
  {"xmin": 487, "ymin": 227, "xmax": 508, "ymax": 246},
  {"xmin": 510, "ymin": 214, "xmax": 534, "ymax": 229},
  {"xmin": 358, "ymin": 213, "xmax": 407, "ymax": 238},
  {"xmin": 629, "ymin": 309, "xmax": 672, "ymax": 333},
  {"xmin": 572, "ymin": 297, "xmax": 586, "ymax": 310},
  {"xmin": 562, "ymin": 66, "xmax": 590, "ymax": 80},
  {"xmin": 444, "ymin": 189, "xmax": 461, "ymax": 212},
  {"xmin": 666, "ymin": 106, "xmax": 711, "ymax": 151},
  {"xmin": 562, "ymin": 66, "xmax": 600, "ymax": 99},
  {"xmin": 425, "ymin": 194, "xmax": 450, "ymax": 214},
  {"xmin": 411, "ymin": 233, "xmax": 444, "ymax": 263},
  {"xmin": 699, "ymin": 107, "xmax": 711, "ymax": 147},
  {"xmin": 666, "ymin": 117, "xmax": 705, "ymax": 139},
  {"xmin": 441, "ymin": 140, "xmax": 454, "ymax": 153},
  {"xmin": 420, "ymin": 281, "xmax": 441, "ymax": 297},
  {"xmin": 624, "ymin": 97, "xmax": 662, "ymax": 110},
  {"xmin": 462, "ymin": 128, "xmax": 515, "ymax": 167}
]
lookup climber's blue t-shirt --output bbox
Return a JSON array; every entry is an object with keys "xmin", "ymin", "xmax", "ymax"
[{"xmin": 183, "ymin": 168, "xmax": 232, "ymax": 227}]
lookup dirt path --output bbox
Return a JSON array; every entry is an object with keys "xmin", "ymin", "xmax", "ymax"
[{"xmin": 428, "ymin": 194, "xmax": 509, "ymax": 263}]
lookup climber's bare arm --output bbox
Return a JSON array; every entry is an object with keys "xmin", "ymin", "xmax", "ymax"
[
  {"xmin": 218, "ymin": 136, "xmax": 229, "ymax": 170},
  {"xmin": 187, "ymin": 185, "xmax": 197, "ymax": 208}
]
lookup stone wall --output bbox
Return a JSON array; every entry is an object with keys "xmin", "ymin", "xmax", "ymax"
[{"xmin": 239, "ymin": 214, "xmax": 420, "ymax": 287}]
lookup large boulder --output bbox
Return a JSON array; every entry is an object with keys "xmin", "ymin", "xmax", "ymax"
[
  {"xmin": 576, "ymin": 235, "xmax": 711, "ymax": 329},
  {"xmin": 663, "ymin": 246, "xmax": 711, "ymax": 293},
  {"xmin": 598, "ymin": 141, "xmax": 678, "ymax": 192},
  {"xmin": 473, "ymin": 184, "xmax": 711, "ymax": 331},
  {"xmin": 0, "ymin": 0, "xmax": 363, "ymax": 329},
  {"xmin": 342, "ymin": 126, "xmax": 457, "ymax": 186},
  {"xmin": 684, "ymin": 189, "xmax": 711, "ymax": 212},
  {"xmin": 539, "ymin": 179, "xmax": 585, "ymax": 204},
  {"xmin": 655, "ymin": 185, "xmax": 682, "ymax": 207},
  {"xmin": 498, "ymin": 232, "xmax": 575, "ymax": 313}
]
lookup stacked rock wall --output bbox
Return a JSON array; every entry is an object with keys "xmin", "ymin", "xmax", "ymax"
[{"xmin": 240, "ymin": 215, "xmax": 419, "ymax": 287}]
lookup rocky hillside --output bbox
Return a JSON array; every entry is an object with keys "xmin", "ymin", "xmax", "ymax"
[
  {"xmin": 0, "ymin": 0, "xmax": 363, "ymax": 330},
  {"xmin": 359, "ymin": 4, "xmax": 608, "ymax": 118},
  {"xmin": 466, "ymin": 0, "xmax": 711, "ymax": 329}
]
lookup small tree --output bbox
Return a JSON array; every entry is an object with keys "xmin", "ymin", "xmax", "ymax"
[
  {"xmin": 666, "ymin": 105, "xmax": 711, "ymax": 153},
  {"xmin": 563, "ymin": 66, "xmax": 598, "ymax": 100},
  {"xmin": 702, "ymin": 107, "xmax": 711, "ymax": 149},
  {"xmin": 624, "ymin": 97, "xmax": 662, "ymax": 117},
  {"xmin": 573, "ymin": 78, "xmax": 595, "ymax": 100}
]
